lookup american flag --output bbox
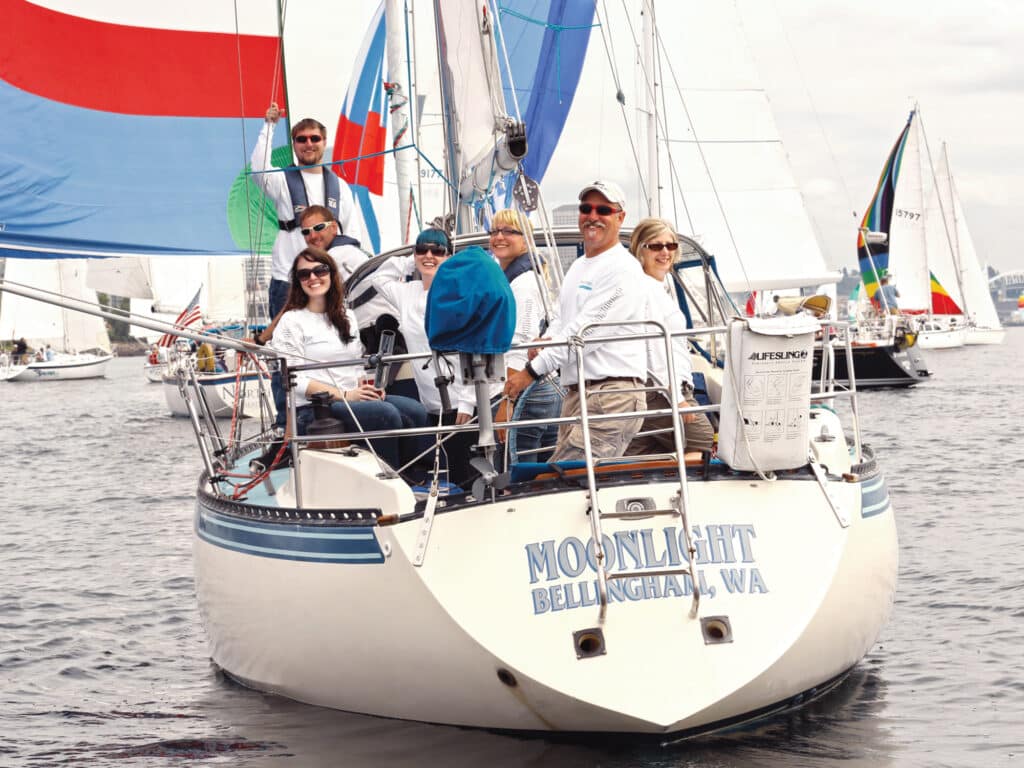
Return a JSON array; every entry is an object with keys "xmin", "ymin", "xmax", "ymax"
[{"xmin": 157, "ymin": 287, "xmax": 202, "ymax": 347}]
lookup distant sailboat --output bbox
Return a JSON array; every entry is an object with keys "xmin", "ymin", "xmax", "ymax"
[
  {"xmin": 0, "ymin": 259, "xmax": 112, "ymax": 381},
  {"xmin": 929, "ymin": 143, "xmax": 1005, "ymax": 345}
]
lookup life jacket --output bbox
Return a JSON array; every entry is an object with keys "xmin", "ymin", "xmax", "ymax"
[
  {"xmin": 278, "ymin": 168, "xmax": 342, "ymax": 231},
  {"xmin": 502, "ymin": 253, "xmax": 534, "ymax": 285},
  {"xmin": 197, "ymin": 342, "xmax": 217, "ymax": 372},
  {"xmin": 329, "ymin": 232, "xmax": 361, "ymax": 250}
]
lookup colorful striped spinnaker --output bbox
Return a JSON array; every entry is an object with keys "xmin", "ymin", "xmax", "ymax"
[
  {"xmin": 929, "ymin": 272, "xmax": 963, "ymax": 315},
  {"xmin": 858, "ymin": 112, "xmax": 915, "ymax": 300},
  {"xmin": 332, "ymin": 2, "xmax": 388, "ymax": 252}
]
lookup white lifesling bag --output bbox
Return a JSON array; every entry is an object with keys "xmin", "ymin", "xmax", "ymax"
[{"xmin": 717, "ymin": 315, "xmax": 818, "ymax": 472}]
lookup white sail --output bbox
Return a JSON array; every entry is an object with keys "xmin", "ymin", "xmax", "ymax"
[
  {"xmin": 0, "ymin": 259, "xmax": 111, "ymax": 353},
  {"xmin": 940, "ymin": 145, "xmax": 1002, "ymax": 331},
  {"xmin": 923, "ymin": 143, "xmax": 965, "ymax": 318},
  {"xmin": 86, "ymin": 257, "xmax": 154, "ymax": 300},
  {"xmin": 887, "ymin": 112, "xmax": 931, "ymax": 313},
  {"xmin": 653, "ymin": 4, "xmax": 836, "ymax": 292}
]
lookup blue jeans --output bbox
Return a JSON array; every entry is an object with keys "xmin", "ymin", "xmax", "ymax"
[
  {"xmin": 268, "ymin": 278, "xmax": 290, "ymax": 321},
  {"xmin": 503, "ymin": 377, "xmax": 562, "ymax": 464},
  {"xmin": 296, "ymin": 395, "xmax": 429, "ymax": 470}
]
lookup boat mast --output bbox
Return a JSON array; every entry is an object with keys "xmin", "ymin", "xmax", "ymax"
[
  {"xmin": 385, "ymin": 0, "xmax": 419, "ymax": 243},
  {"xmin": 642, "ymin": 0, "xmax": 659, "ymax": 217},
  {"xmin": 275, "ymin": 0, "xmax": 293, "ymax": 137},
  {"xmin": 943, "ymin": 144, "xmax": 969, "ymax": 315}
]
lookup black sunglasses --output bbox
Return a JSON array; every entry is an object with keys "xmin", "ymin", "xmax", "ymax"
[
  {"xmin": 300, "ymin": 221, "xmax": 332, "ymax": 236},
  {"xmin": 414, "ymin": 245, "xmax": 449, "ymax": 256},
  {"xmin": 643, "ymin": 242, "xmax": 679, "ymax": 252},
  {"xmin": 578, "ymin": 202, "xmax": 620, "ymax": 216},
  {"xmin": 293, "ymin": 135, "xmax": 323, "ymax": 144},
  {"xmin": 295, "ymin": 264, "xmax": 331, "ymax": 281}
]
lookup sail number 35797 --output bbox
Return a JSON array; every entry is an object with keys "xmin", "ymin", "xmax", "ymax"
[{"xmin": 894, "ymin": 208, "xmax": 921, "ymax": 221}]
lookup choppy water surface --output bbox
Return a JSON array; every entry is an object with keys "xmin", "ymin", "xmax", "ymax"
[{"xmin": 2, "ymin": 332, "xmax": 1022, "ymax": 767}]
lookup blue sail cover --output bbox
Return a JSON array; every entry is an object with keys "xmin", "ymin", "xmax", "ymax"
[
  {"xmin": 425, "ymin": 246, "xmax": 515, "ymax": 353},
  {"xmin": 0, "ymin": 1, "xmax": 290, "ymax": 261},
  {"xmin": 496, "ymin": 1, "xmax": 596, "ymax": 183}
]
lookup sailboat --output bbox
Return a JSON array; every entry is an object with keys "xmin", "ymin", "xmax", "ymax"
[
  {"xmin": 930, "ymin": 144, "xmax": 1005, "ymax": 345},
  {"xmin": 0, "ymin": 259, "xmax": 112, "ymax": 381},
  {"xmin": 1, "ymin": 0, "xmax": 899, "ymax": 739},
  {"xmin": 859, "ymin": 108, "xmax": 997, "ymax": 351}
]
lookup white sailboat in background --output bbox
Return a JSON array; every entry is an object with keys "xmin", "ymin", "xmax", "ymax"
[
  {"xmin": 930, "ymin": 143, "xmax": 1005, "ymax": 345},
  {"xmin": 0, "ymin": 259, "xmax": 113, "ymax": 381}
]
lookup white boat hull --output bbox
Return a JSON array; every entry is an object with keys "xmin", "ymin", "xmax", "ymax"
[
  {"xmin": 194, "ymin": 439, "xmax": 897, "ymax": 735},
  {"xmin": 915, "ymin": 326, "xmax": 966, "ymax": 349},
  {"xmin": 1, "ymin": 353, "xmax": 112, "ymax": 381},
  {"xmin": 163, "ymin": 370, "xmax": 264, "ymax": 418},
  {"xmin": 964, "ymin": 327, "xmax": 1005, "ymax": 345},
  {"xmin": 144, "ymin": 362, "xmax": 166, "ymax": 383}
]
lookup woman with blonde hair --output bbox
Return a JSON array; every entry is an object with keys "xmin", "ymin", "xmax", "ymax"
[
  {"xmin": 489, "ymin": 208, "xmax": 561, "ymax": 463},
  {"xmin": 627, "ymin": 217, "xmax": 714, "ymax": 457}
]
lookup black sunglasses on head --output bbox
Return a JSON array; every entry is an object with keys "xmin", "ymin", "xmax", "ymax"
[
  {"xmin": 578, "ymin": 202, "xmax": 620, "ymax": 216},
  {"xmin": 295, "ymin": 264, "xmax": 331, "ymax": 281},
  {"xmin": 414, "ymin": 244, "xmax": 449, "ymax": 256}
]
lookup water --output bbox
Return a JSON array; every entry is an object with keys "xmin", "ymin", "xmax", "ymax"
[{"xmin": 2, "ymin": 333, "xmax": 1023, "ymax": 767}]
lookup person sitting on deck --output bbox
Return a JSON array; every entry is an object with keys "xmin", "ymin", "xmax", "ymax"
[
  {"xmin": 488, "ymin": 209, "xmax": 562, "ymax": 464},
  {"xmin": 503, "ymin": 180, "xmax": 647, "ymax": 462},
  {"xmin": 269, "ymin": 247, "xmax": 428, "ymax": 472},
  {"xmin": 368, "ymin": 229, "xmax": 481, "ymax": 489},
  {"xmin": 625, "ymin": 217, "xmax": 715, "ymax": 459}
]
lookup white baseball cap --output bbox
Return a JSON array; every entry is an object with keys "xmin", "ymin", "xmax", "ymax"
[{"xmin": 578, "ymin": 180, "xmax": 626, "ymax": 208}]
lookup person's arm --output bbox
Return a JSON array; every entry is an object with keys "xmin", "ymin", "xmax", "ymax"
[
  {"xmin": 250, "ymin": 106, "xmax": 286, "ymax": 203},
  {"xmin": 531, "ymin": 266, "xmax": 637, "ymax": 377}
]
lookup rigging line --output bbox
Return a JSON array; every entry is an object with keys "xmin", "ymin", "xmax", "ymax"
[
  {"xmin": 652, "ymin": 12, "xmax": 754, "ymax": 295},
  {"xmin": 765, "ymin": 0, "xmax": 857, "ymax": 221},
  {"xmin": 491, "ymin": 1, "xmax": 522, "ymax": 120},
  {"xmin": 232, "ymin": 0, "xmax": 270, "ymax": 327},
  {"xmin": 612, "ymin": 0, "xmax": 651, "ymax": 209},
  {"xmin": 594, "ymin": 1, "xmax": 646, "ymax": 209},
  {"xmin": 915, "ymin": 106, "xmax": 966, "ymax": 307}
]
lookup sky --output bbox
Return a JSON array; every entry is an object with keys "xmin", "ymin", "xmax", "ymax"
[
  {"xmin": 535, "ymin": 0, "xmax": 1024, "ymax": 276},
  {"xmin": 52, "ymin": 1, "xmax": 1022, "ymax": 275}
]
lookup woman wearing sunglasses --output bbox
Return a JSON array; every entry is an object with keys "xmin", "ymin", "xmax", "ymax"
[
  {"xmin": 626, "ymin": 218, "xmax": 715, "ymax": 457},
  {"xmin": 488, "ymin": 209, "xmax": 562, "ymax": 464},
  {"xmin": 270, "ymin": 248, "xmax": 428, "ymax": 471},
  {"xmin": 369, "ymin": 228, "xmax": 479, "ymax": 488}
]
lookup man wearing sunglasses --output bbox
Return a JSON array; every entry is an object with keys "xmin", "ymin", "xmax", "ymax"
[
  {"xmin": 251, "ymin": 102, "xmax": 367, "ymax": 320},
  {"xmin": 299, "ymin": 206, "xmax": 368, "ymax": 283},
  {"xmin": 504, "ymin": 180, "xmax": 647, "ymax": 461}
]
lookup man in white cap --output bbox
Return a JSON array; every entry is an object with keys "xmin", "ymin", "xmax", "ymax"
[{"xmin": 504, "ymin": 180, "xmax": 647, "ymax": 461}]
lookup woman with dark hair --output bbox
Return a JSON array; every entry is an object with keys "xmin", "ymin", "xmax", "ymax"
[{"xmin": 270, "ymin": 247, "xmax": 428, "ymax": 471}]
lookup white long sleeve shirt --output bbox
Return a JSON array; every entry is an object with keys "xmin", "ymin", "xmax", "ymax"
[
  {"xmin": 505, "ymin": 268, "xmax": 548, "ymax": 371},
  {"xmin": 371, "ymin": 278, "xmax": 476, "ymax": 416},
  {"xmin": 269, "ymin": 308, "xmax": 364, "ymax": 407},
  {"xmin": 250, "ymin": 122, "xmax": 366, "ymax": 281},
  {"xmin": 531, "ymin": 243, "xmax": 647, "ymax": 386},
  {"xmin": 641, "ymin": 274, "xmax": 694, "ymax": 399}
]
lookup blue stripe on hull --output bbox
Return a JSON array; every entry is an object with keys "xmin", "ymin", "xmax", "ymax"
[
  {"xmin": 195, "ymin": 505, "xmax": 384, "ymax": 564},
  {"xmin": 860, "ymin": 475, "xmax": 891, "ymax": 518}
]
